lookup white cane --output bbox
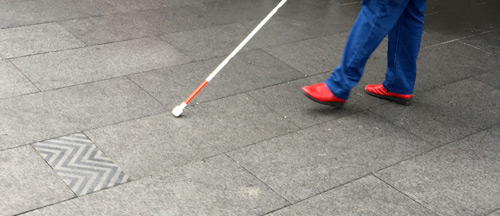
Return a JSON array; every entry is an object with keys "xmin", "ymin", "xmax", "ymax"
[{"xmin": 172, "ymin": 0, "xmax": 288, "ymax": 117}]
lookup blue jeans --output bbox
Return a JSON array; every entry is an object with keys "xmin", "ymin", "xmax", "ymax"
[{"xmin": 324, "ymin": 0, "xmax": 426, "ymax": 100}]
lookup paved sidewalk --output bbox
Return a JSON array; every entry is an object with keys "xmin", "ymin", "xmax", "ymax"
[{"xmin": 1, "ymin": 0, "xmax": 499, "ymax": 215}]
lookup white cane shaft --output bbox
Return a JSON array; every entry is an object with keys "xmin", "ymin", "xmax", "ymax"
[{"xmin": 205, "ymin": 0, "xmax": 288, "ymax": 82}]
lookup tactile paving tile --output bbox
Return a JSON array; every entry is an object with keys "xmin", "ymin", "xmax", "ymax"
[{"xmin": 32, "ymin": 133, "xmax": 129, "ymax": 196}]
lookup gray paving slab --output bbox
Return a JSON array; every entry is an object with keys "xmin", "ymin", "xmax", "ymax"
[
  {"xmin": 228, "ymin": 111, "xmax": 432, "ymax": 202},
  {"xmin": 198, "ymin": 0, "xmax": 283, "ymax": 25},
  {"xmin": 425, "ymin": 0, "xmax": 475, "ymax": 14},
  {"xmin": 0, "ymin": 0, "xmax": 30, "ymax": 3},
  {"xmin": 263, "ymin": 33, "xmax": 347, "ymax": 76},
  {"xmin": 0, "ymin": 78, "xmax": 165, "ymax": 151},
  {"xmin": 59, "ymin": 5, "xmax": 213, "ymax": 46},
  {"xmin": 0, "ymin": 60, "xmax": 38, "ymax": 99},
  {"xmin": 263, "ymin": 33, "xmax": 387, "ymax": 77},
  {"xmin": 247, "ymin": 73, "xmax": 387, "ymax": 128},
  {"xmin": 376, "ymin": 125, "xmax": 500, "ymax": 216},
  {"xmin": 0, "ymin": 145, "xmax": 74, "ymax": 216},
  {"xmin": 266, "ymin": 175, "xmax": 436, "ymax": 216},
  {"xmin": 129, "ymin": 49, "xmax": 305, "ymax": 107},
  {"xmin": 244, "ymin": 17, "xmax": 314, "ymax": 51},
  {"xmin": 277, "ymin": 4, "xmax": 360, "ymax": 38},
  {"xmin": 25, "ymin": 155, "xmax": 288, "ymax": 216},
  {"xmin": 461, "ymin": 30, "xmax": 500, "ymax": 57},
  {"xmin": 274, "ymin": 0, "xmax": 323, "ymax": 16},
  {"xmin": 85, "ymin": 93, "xmax": 299, "ymax": 179},
  {"xmin": 161, "ymin": 22, "xmax": 252, "ymax": 61},
  {"xmin": 104, "ymin": 0, "xmax": 217, "ymax": 13},
  {"xmin": 416, "ymin": 41, "xmax": 499, "ymax": 93},
  {"xmin": 160, "ymin": 17, "xmax": 310, "ymax": 61},
  {"xmin": 302, "ymin": 0, "xmax": 362, "ymax": 7},
  {"xmin": 0, "ymin": 23, "xmax": 84, "ymax": 59},
  {"xmin": 475, "ymin": 71, "xmax": 500, "ymax": 90},
  {"xmin": 11, "ymin": 37, "xmax": 191, "ymax": 90},
  {"xmin": 490, "ymin": 209, "xmax": 500, "ymax": 216},
  {"xmin": 421, "ymin": 4, "xmax": 500, "ymax": 47},
  {"xmin": 371, "ymin": 78, "xmax": 500, "ymax": 146},
  {"xmin": 0, "ymin": 0, "xmax": 118, "ymax": 29}
]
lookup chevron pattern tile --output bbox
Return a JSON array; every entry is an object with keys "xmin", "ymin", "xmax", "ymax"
[{"xmin": 32, "ymin": 133, "xmax": 129, "ymax": 196}]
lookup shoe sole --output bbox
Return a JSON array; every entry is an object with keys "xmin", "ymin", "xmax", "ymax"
[
  {"xmin": 302, "ymin": 91, "xmax": 345, "ymax": 108},
  {"xmin": 365, "ymin": 91, "xmax": 412, "ymax": 106}
]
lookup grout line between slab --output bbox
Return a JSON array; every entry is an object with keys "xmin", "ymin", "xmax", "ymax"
[
  {"xmin": 198, "ymin": 81, "xmax": 396, "ymax": 162},
  {"xmin": 0, "ymin": 53, "xmax": 198, "ymax": 100},
  {"xmin": 6, "ymin": 35, "xmax": 154, "ymax": 61},
  {"xmin": 246, "ymin": 93, "xmax": 301, "ymax": 129},
  {"xmin": 0, "ymin": 103, "xmax": 166, "ymax": 153},
  {"xmin": 423, "ymin": 28, "xmax": 500, "ymax": 49},
  {"xmin": 340, "ymin": 1, "xmax": 362, "ymax": 6},
  {"xmin": 260, "ymin": 173, "xmax": 373, "ymax": 216},
  {"xmin": 126, "ymin": 76, "xmax": 166, "ymax": 106},
  {"xmin": 28, "ymin": 144, "xmax": 78, "ymax": 198},
  {"xmin": 459, "ymin": 41, "xmax": 493, "ymax": 55},
  {"xmin": 371, "ymin": 173, "xmax": 440, "ymax": 216},
  {"xmin": 225, "ymin": 153, "xmax": 293, "ymax": 205},
  {"xmin": 0, "ymin": 54, "xmax": 486, "ymax": 154},
  {"xmin": 55, "ymin": 22, "xmax": 91, "ymax": 48},
  {"xmin": 7, "ymin": 59, "xmax": 42, "ymax": 92},
  {"xmin": 13, "ymin": 197, "xmax": 77, "ymax": 216},
  {"xmin": 0, "ymin": 70, "xmax": 320, "ymax": 154},
  {"xmin": 14, "ymin": 175, "xmax": 146, "ymax": 216},
  {"xmin": 368, "ymin": 119, "xmax": 499, "ymax": 176},
  {"xmin": 0, "ymin": 43, "xmax": 272, "ymax": 100},
  {"xmin": 486, "ymin": 208, "xmax": 500, "ymax": 216},
  {"xmin": 473, "ymin": 76, "xmax": 500, "ymax": 90},
  {"xmin": 414, "ymin": 72, "xmax": 491, "ymax": 95}
]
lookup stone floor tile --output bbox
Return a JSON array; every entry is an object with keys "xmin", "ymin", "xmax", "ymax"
[
  {"xmin": 267, "ymin": 175, "xmax": 436, "ymax": 216},
  {"xmin": 263, "ymin": 33, "xmax": 387, "ymax": 76},
  {"xmin": 461, "ymin": 30, "xmax": 500, "ymax": 57},
  {"xmin": 129, "ymin": 49, "xmax": 304, "ymax": 107},
  {"xmin": 425, "ymin": 0, "xmax": 475, "ymax": 14},
  {"xmin": 303, "ymin": 0, "xmax": 363, "ymax": 7},
  {"xmin": 277, "ymin": 4, "xmax": 360, "ymax": 38},
  {"xmin": 376, "ymin": 126, "xmax": 500, "ymax": 216},
  {"xmin": 11, "ymin": 37, "xmax": 191, "ymax": 90},
  {"xmin": 160, "ymin": 22, "xmax": 253, "ymax": 61},
  {"xmin": 474, "ymin": 71, "xmax": 500, "ymax": 90},
  {"xmin": 247, "ymin": 73, "xmax": 387, "ymax": 128},
  {"xmin": 25, "ymin": 155, "xmax": 288, "ymax": 216},
  {"xmin": 0, "ymin": 60, "xmax": 38, "ymax": 99},
  {"xmin": 262, "ymin": 33, "xmax": 347, "ymax": 76},
  {"xmin": 160, "ymin": 17, "xmax": 310, "ymax": 61},
  {"xmin": 0, "ymin": 146, "xmax": 74, "ymax": 216},
  {"xmin": 422, "ymin": 4, "xmax": 500, "ymax": 47},
  {"xmin": 0, "ymin": 0, "xmax": 117, "ymax": 28},
  {"xmin": 371, "ymin": 78, "xmax": 500, "ymax": 146},
  {"xmin": 0, "ymin": 23, "xmax": 84, "ymax": 59},
  {"xmin": 0, "ymin": 78, "xmax": 165, "ymax": 151},
  {"xmin": 104, "ymin": 0, "xmax": 217, "ymax": 13},
  {"xmin": 228, "ymin": 111, "xmax": 432, "ymax": 202},
  {"xmin": 490, "ymin": 209, "xmax": 500, "ymax": 216},
  {"xmin": 59, "ymin": 5, "xmax": 213, "ymax": 46},
  {"xmin": 85, "ymin": 93, "xmax": 299, "ymax": 179},
  {"xmin": 198, "ymin": 0, "xmax": 283, "ymax": 25},
  {"xmin": 416, "ymin": 41, "xmax": 499, "ymax": 93}
]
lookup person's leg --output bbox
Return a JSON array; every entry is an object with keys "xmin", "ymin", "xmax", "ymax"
[
  {"xmin": 323, "ymin": 0, "xmax": 411, "ymax": 100},
  {"xmin": 383, "ymin": 0, "xmax": 427, "ymax": 95}
]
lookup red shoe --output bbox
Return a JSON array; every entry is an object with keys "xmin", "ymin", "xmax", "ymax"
[
  {"xmin": 365, "ymin": 83, "xmax": 413, "ymax": 105},
  {"xmin": 302, "ymin": 83, "xmax": 346, "ymax": 108}
]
